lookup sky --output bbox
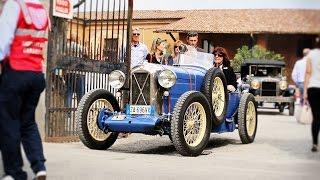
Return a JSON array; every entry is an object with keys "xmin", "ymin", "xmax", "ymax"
[{"xmin": 133, "ymin": 0, "xmax": 320, "ymax": 10}]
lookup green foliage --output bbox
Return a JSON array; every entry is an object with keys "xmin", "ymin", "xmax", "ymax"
[{"xmin": 231, "ymin": 45, "xmax": 284, "ymax": 72}]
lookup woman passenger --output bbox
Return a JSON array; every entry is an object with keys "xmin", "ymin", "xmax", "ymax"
[
  {"xmin": 146, "ymin": 38, "xmax": 166, "ymax": 64},
  {"xmin": 213, "ymin": 47, "xmax": 237, "ymax": 92}
]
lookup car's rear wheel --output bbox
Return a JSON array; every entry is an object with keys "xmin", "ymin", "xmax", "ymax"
[
  {"xmin": 171, "ymin": 91, "xmax": 212, "ymax": 156},
  {"xmin": 238, "ymin": 93, "xmax": 257, "ymax": 144},
  {"xmin": 289, "ymin": 102, "xmax": 295, "ymax": 116},
  {"xmin": 76, "ymin": 89, "xmax": 119, "ymax": 150},
  {"xmin": 201, "ymin": 68, "xmax": 228, "ymax": 126}
]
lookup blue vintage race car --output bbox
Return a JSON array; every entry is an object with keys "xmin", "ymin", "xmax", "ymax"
[{"xmin": 76, "ymin": 46, "xmax": 258, "ymax": 156}]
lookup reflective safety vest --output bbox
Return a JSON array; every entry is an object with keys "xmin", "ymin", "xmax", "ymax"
[{"xmin": 8, "ymin": 0, "xmax": 49, "ymax": 72}]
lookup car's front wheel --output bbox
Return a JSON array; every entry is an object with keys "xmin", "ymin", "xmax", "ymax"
[
  {"xmin": 76, "ymin": 89, "xmax": 119, "ymax": 150},
  {"xmin": 171, "ymin": 91, "xmax": 212, "ymax": 156}
]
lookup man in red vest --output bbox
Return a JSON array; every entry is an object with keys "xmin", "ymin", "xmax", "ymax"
[{"xmin": 0, "ymin": 0, "xmax": 49, "ymax": 179}]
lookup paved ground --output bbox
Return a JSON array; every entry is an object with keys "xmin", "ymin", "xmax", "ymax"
[{"xmin": 1, "ymin": 106, "xmax": 320, "ymax": 180}]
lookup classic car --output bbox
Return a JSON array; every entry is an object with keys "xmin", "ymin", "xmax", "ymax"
[
  {"xmin": 240, "ymin": 60, "xmax": 295, "ymax": 116},
  {"xmin": 76, "ymin": 46, "xmax": 258, "ymax": 156}
]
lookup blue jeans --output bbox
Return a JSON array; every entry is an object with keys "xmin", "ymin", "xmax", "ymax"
[
  {"xmin": 0, "ymin": 67, "xmax": 46, "ymax": 180},
  {"xmin": 65, "ymin": 73, "xmax": 85, "ymax": 108}
]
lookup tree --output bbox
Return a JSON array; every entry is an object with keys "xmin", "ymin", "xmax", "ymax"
[{"xmin": 231, "ymin": 45, "xmax": 284, "ymax": 72}]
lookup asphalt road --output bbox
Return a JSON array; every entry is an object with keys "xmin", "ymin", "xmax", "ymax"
[{"xmin": 1, "ymin": 106, "xmax": 320, "ymax": 180}]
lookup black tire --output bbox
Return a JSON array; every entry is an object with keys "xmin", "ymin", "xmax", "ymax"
[
  {"xmin": 289, "ymin": 102, "xmax": 295, "ymax": 116},
  {"xmin": 76, "ymin": 89, "xmax": 119, "ymax": 150},
  {"xmin": 201, "ymin": 68, "xmax": 228, "ymax": 126},
  {"xmin": 171, "ymin": 91, "xmax": 212, "ymax": 156},
  {"xmin": 279, "ymin": 104, "xmax": 284, "ymax": 113},
  {"xmin": 238, "ymin": 93, "xmax": 257, "ymax": 144}
]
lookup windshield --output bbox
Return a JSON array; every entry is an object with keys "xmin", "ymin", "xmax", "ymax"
[
  {"xmin": 176, "ymin": 45, "xmax": 213, "ymax": 70},
  {"xmin": 250, "ymin": 65, "xmax": 283, "ymax": 77}
]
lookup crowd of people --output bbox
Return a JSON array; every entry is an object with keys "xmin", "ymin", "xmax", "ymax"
[{"xmin": 130, "ymin": 28, "xmax": 237, "ymax": 92}]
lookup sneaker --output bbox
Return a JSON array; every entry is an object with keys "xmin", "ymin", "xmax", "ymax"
[
  {"xmin": 35, "ymin": 171, "xmax": 46, "ymax": 180},
  {"xmin": 311, "ymin": 144, "xmax": 318, "ymax": 152},
  {"xmin": 2, "ymin": 175, "xmax": 14, "ymax": 180}
]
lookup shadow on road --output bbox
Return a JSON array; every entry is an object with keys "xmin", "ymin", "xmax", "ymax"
[
  {"xmin": 108, "ymin": 136, "xmax": 239, "ymax": 156},
  {"xmin": 258, "ymin": 109, "xmax": 289, "ymax": 116}
]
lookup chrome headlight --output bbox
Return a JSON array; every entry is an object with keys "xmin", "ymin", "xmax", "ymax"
[
  {"xmin": 109, "ymin": 70, "xmax": 126, "ymax": 89},
  {"xmin": 279, "ymin": 80, "xmax": 288, "ymax": 90},
  {"xmin": 158, "ymin": 69, "xmax": 177, "ymax": 88},
  {"xmin": 251, "ymin": 80, "xmax": 260, "ymax": 90}
]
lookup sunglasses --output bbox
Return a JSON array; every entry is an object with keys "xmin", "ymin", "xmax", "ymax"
[
  {"xmin": 133, "ymin": 33, "xmax": 140, "ymax": 36},
  {"xmin": 214, "ymin": 53, "xmax": 223, "ymax": 57}
]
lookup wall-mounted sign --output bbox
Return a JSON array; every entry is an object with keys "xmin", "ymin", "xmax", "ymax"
[{"xmin": 53, "ymin": 0, "xmax": 73, "ymax": 19}]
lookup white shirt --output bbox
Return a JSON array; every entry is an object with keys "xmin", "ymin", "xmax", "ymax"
[
  {"xmin": 131, "ymin": 42, "xmax": 148, "ymax": 68},
  {"xmin": 291, "ymin": 57, "xmax": 307, "ymax": 84},
  {"xmin": 307, "ymin": 48, "xmax": 320, "ymax": 88},
  {"xmin": 0, "ymin": 0, "xmax": 41, "ymax": 60}
]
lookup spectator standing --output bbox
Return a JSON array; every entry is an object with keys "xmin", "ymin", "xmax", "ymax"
[
  {"xmin": 186, "ymin": 32, "xmax": 205, "ymax": 52},
  {"xmin": 146, "ymin": 38, "xmax": 167, "ymax": 64},
  {"xmin": 304, "ymin": 40, "xmax": 320, "ymax": 152},
  {"xmin": 213, "ymin": 47, "xmax": 237, "ymax": 92},
  {"xmin": 131, "ymin": 27, "xmax": 148, "ymax": 68},
  {"xmin": 0, "ymin": 0, "xmax": 49, "ymax": 179},
  {"xmin": 291, "ymin": 48, "xmax": 310, "ymax": 105}
]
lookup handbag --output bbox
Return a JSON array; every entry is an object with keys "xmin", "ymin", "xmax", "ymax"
[{"xmin": 297, "ymin": 104, "xmax": 313, "ymax": 124}]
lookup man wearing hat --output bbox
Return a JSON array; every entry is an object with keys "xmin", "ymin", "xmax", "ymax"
[{"xmin": 131, "ymin": 27, "xmax": 148, "ymax": 68}]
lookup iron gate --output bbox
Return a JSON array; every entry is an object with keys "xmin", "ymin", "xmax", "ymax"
[{"xmin": 46, "ymin": 0, "xmax": 133, "ymax": 142}]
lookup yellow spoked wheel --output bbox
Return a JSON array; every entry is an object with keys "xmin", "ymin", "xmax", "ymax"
[
  {"xmin": 183, "ymin": 102, "xmax": 207, "ymax": 147},
  {"xmin": 77, "ymin": 89, "xmax": 119, "ymax": 150},
  {"xmin": 201, "ymin": 68, "xmax": 228, "ymax": 126},
  {"xmin": 171, "ymin": 91, "xmax": 211, "ymax": 156},
  {"xmin": 212, "ymin": 77, "xmax": 225, "ymax": 117},
  {"xmin": 87, "ymin": 99, "xmax": 112, "ymax": 141},
  {"xmin": 238, "ymin": 93, "xmax": 257, "ymax": 144},
  {"xmin": 246, "ymin": 101, "xmax": 256, "ymax": 137}
]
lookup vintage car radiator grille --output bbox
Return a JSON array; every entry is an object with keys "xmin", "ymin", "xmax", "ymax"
[
  {"xmin": 261, "ymin": 82, "xmax": 277, "ymax": 96},
  {"xmin": 131, "ymin": 72, "xmax": 151, "ymax": 105}
]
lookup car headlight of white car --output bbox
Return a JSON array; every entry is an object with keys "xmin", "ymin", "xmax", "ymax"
[
  {"xmin": 251, "ymin": 79, "xmax": 260, "ymax": 89},
  {"xmin": 279, "ymin": 80, "xmax": 288, "ymax": 90},
  {"xmin": 109, "ymin": 70, "xmax": 126, "ymax": 89},
  {"xmin": 158, "ymin": 69, "xmax": 177, "ymax": 88}
]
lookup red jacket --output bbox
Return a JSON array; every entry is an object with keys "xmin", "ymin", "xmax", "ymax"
[{"xmin": 8, "ymin": 0, "xmax": 49, "ymax": 72}]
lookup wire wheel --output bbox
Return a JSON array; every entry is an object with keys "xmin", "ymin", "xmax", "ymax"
[
  {"xmin": 171, "ymin": 91, "xmax": 212, "ymax": 156},
  {"xmin": 87, "ymin": 99, "xmax": 112, "ymax": 141},
  {"xmin": 183, "ymin": 102, "xmax": 207, "ymax": 147},
  {"xmin": 77, "ymin": 89, "xmax": 119, "ymax": 150},
  {"xmin": 238, "ymin": 93, "xmax": 258, "ymax": 144},
  {"xmin": 246, "ymin": 101, "xmax": 256, "ymax": 137},
  {"xmin": 212, "ymin": 77, "xmax": 225, "ymax": 117}
]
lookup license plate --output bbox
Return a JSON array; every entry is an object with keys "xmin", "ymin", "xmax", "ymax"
[{"xmin": 129, "ymin": 105, "xmax": 151, "ymax": 115}]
